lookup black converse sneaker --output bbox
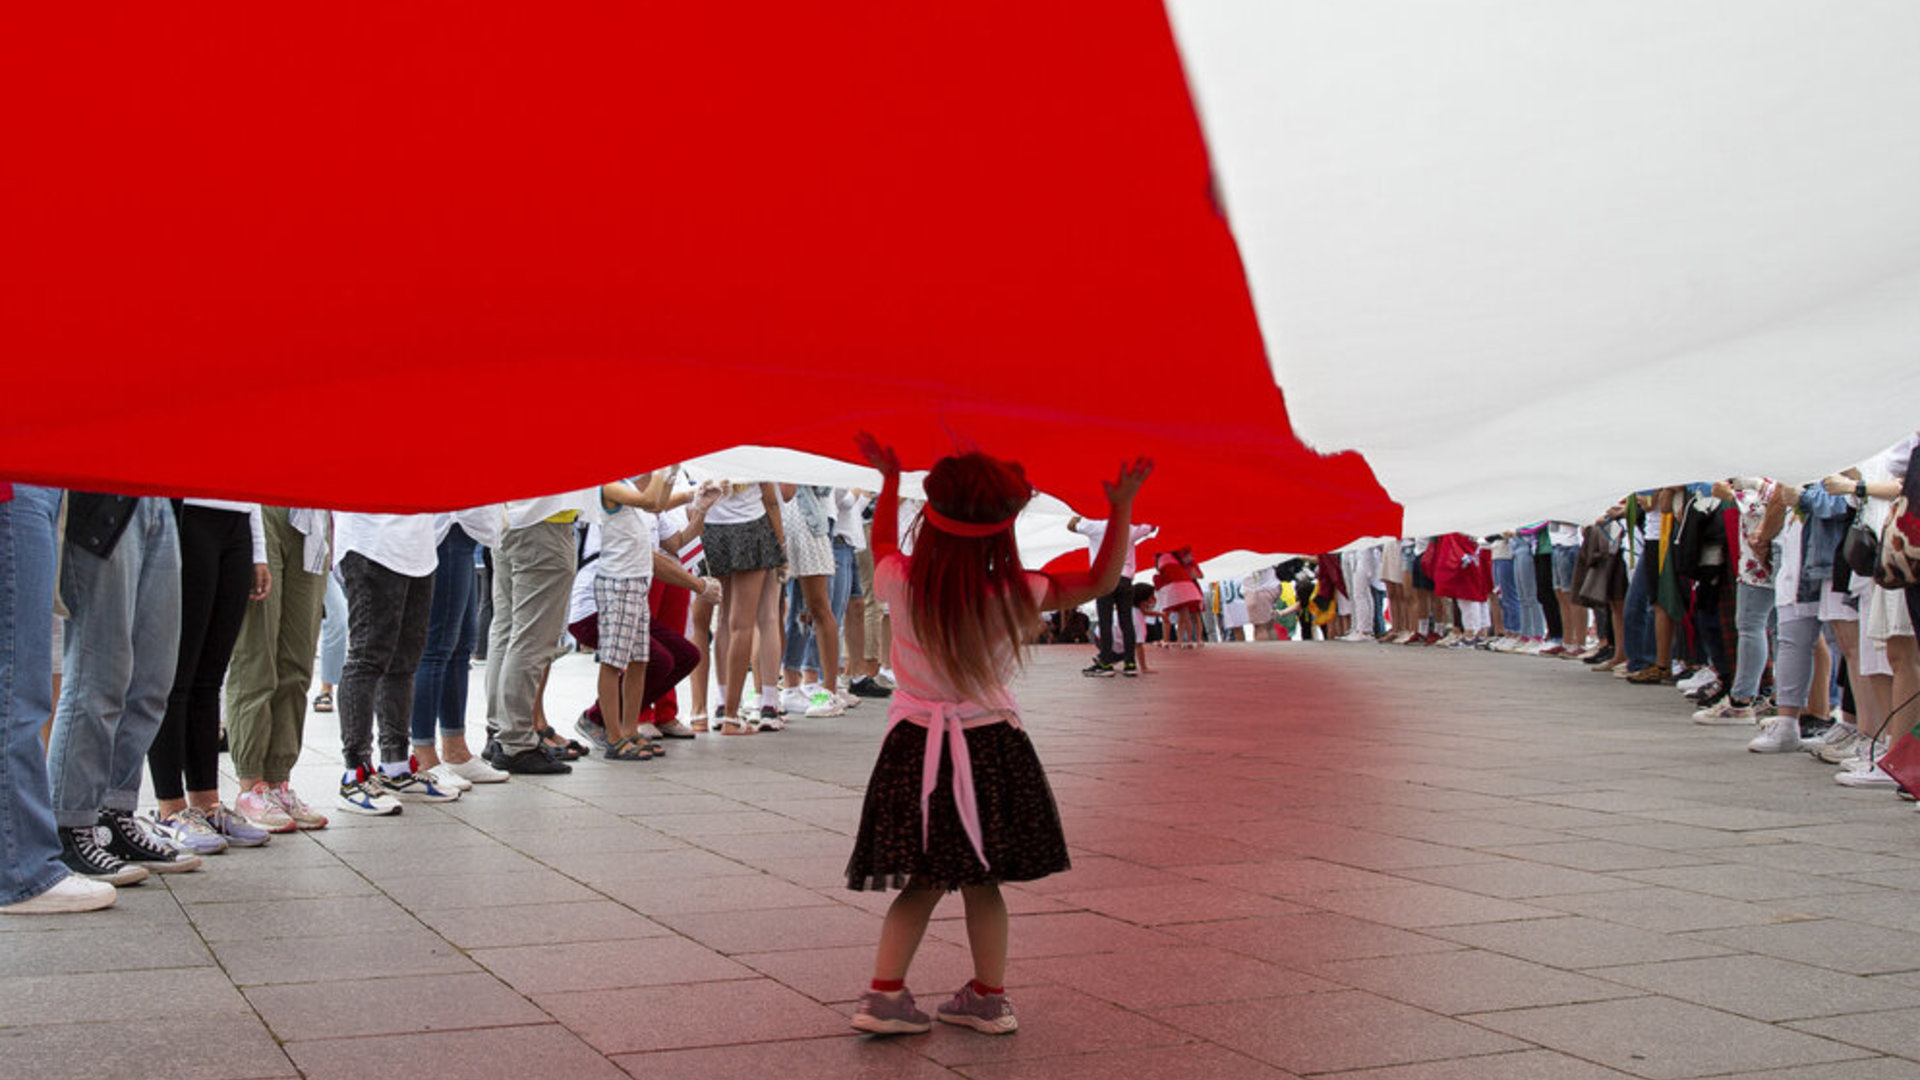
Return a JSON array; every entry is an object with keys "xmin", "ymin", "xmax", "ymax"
[
  {"xmin": 99, "ymin": 809, "xmax": 203, "ymax": 873},
  {"xmin": 60, "ymin": 824, "xmax": 149, "ymax": 886}
]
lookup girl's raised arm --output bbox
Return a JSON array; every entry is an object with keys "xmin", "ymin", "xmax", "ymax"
[
  {"xmin": 855, "ymin": 432, "xmax": 902, "ymax": 564},
  {"xmin": 1044, "ymin": 457, "xmax": 1153, "ymax": 611}
]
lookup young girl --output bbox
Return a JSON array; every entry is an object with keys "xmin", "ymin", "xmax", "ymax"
[{"xmin": 845, "ymin": 433, "xmax": 1151, "ymax": 1036}]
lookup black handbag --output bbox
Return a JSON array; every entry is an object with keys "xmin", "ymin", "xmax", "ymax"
[{"xmin": 1843, "ymin": 516, "xmax": 1881, "ymax": 578}]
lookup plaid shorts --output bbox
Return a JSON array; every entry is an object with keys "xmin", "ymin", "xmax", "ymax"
[{"xmin": 593, "ymin": 574, "xmax": 652, "ymax": 668}]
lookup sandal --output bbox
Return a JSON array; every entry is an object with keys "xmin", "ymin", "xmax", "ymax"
[
  {"xmin": 606, "ymin": 737, "xmax": 652, "ymax": 761},
  {"xmin": 688, "ymin": 714, "xmax": 709, "ymax": 733},
  {"xmin": 312, "ymin": 691, "xmax": 334, "ymax": 713},
  {"xmin": 720, "ymin": 716, "xmax": 755, "ymax": 736},
  {"xmin": 539, "ymin": 727, "xmax": 587, "ymax": 760}
]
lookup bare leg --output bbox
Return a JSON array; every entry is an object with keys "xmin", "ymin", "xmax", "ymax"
[
  {"xmin": 722, "ymin": 570, "xmax": 767, "ymax": 725},
  {"xmin": 800, "ymin": 575, "xmax": 840, "ymax": 695},
  {"xmin": 872, "ymin": 882, "xmax": 944, "ymax": 983},
  {"xmin": 1886, "ymin": 635, "xmax": 1920, "ymax": 741},
  {"xmin": 597, "ymin": 663, "xmax": 627, "ymax": 742},
  {"xmin": 688, "ymin": 593, "xmax": 715, "ymax": 719},
  {"xmin": 753, "ymin": 571, "xmax": 782, "ymax": 708},
  {"xmin": 960, "ymin": 884, "xmax": 1010, "ymax": 989},
  {"xmin": 845, "ymin": 595, "xmax": 866, "ymax": 682},
  {"xmin": 1806, "ymin": 634, "xmax": 1832, "ymax": 719},
  {"xmin": 619, "ymin": 659, "xmax": 649, "ymax": 743}
]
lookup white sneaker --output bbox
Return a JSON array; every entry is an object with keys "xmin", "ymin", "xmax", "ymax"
[
  {"xmin": 1748, "ymin": 716, "xmax": 1801, "ymax": 753},
  {"xmin": 0, "ymin": 873, "xmax": 116, "ymax": 915},
  {"xmin": 656, "ymin": 718, "xmax": 697, "ymax": 738},
  {"xmin": 1836, "ymin": 760, "xmax": 1899, "ymax": 789},
  {"xmin": 636, "ymin": 722, "xmax": 665, "ymax": 740},
  {"xmin": 838, "ymin": 690, "xmax": 862, "ymax": 710},
  {"xmin": 805, "ymin": 694, "xmax": 847, "ymax": 718},
  {"xmin": 1812, "ymin": 727, "xmax": 1865, "ymax": 764},
  {"xmin": 440, "ymin": 756, "xmax": 508, "ymax": 785},
  {"xmin": 429, "ymin": 764, "xmax": 474, "ymax": 792},
  {"xmin": 778, "ymin": 687, "xmax": 812, "ymax": 715}
]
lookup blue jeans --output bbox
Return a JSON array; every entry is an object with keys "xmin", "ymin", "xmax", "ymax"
[
  {"xmin": 1732, "ymin": 582, "xmax": 1776, "ymax": 703},
  {"xmin": 1623, "ymin": 547, "xmax": 1657, "ymax": 671},
  {"xmin": 1511, "ymin": 549, "xmax": 1545, "ymax": 638},
  {"xmin": 1492, "ymin": 557, "xmax": 1521, "ymax": 634},
  {"xmin": 320, "ymin": 571, "xmax": 347, "ymax": 686},
  {"xmin": 411, "ymin": 526, "xmax": 478, "ymax": 746},
  {"xmin": 1, "ymin": 486, "xmax": 69, "ymax": 904},
  {"xmin": 801, "ymin": 538, "xmax": 856, "ymax": 674},
  {"xmin": 1371, "ymin": 586, "xmax": 1387, "ymax": 637},
  {"xmin": 47, "ymin": 498, "xmax": 181, "ymax": 828}
]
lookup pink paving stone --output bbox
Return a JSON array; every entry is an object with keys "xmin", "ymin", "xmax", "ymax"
[{"xmin": 1022, "ymin": 943, "xmax": 1339, "ymax": 1009}]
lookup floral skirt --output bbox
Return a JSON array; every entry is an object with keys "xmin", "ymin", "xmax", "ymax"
[{"xmin": 846, "ymin": 720, "xmax": 1069, "ymax": 892}]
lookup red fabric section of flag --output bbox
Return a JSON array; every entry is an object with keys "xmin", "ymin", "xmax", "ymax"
[{"xmin": 0, "ymin": 3, "xmax": 1400, "ymax": 558}]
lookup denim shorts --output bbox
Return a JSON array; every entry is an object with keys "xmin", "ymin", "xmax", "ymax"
[{"xmin": 1551, "ymin": 545, "xmax": 1579, "ymax": 591}]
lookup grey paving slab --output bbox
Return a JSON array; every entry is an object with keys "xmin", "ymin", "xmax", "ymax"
[
  {"xmin": 1529, "ymin": 886, "xmax": 1803, "ymax": 934},
  {"xmin": 599, "ymin": 871, "xmax": 832, "ymax": 918},
  {"xmin": 1469, "ymin": 997, "xmax": 1874, "ymax": 1078},
  {"xmin": 181, "ymin": 892, "xmax": 421, "ymax": 941},
  {"xmin": 1023, "ymin": 943, "xmax": 1337, "ymax": 1009},
  {"xmin": 1291, "ymin": 883, "xmax": 1560, "ymax": 928},
  {"xmin": 412, "ymin": 899, "xmax": 672, "ymax": 949},
  {"xmin": 1045, "ymin": 880, "xmax": 1308, "ymax": 925},
  {"xmin": 1484, "ymin": 839, "xmax": 1723, "ymax": 872},
  {"xmin": 1312, "ymin": 948, "xmax": 1645, "ymax": 1015},
  {"xmin": 1398, "ymin": 857, "xmax": 1647, "ymax": 899},
  {"xmin": 158, "ymin": 861, "xmax": 377, "ymax": 902},
  {"xmin": 653, "ymin": 903, "xmax": 883, "ymax": 954},
  {"xmin": 538, "ymin": 977, "xmax": 849, "ymax": 1055},
  {"xmin": 1617, "ymin": 864, "xmax": 1892, "ymax": 903},
  {"xmin": 245, "ymin": 971, "xmax": 548, "ymax": 1040},
  {"xmin": 0, "ymin": 967, "xmax": 250, "ymax": 1026},
  {"xmin": 952, "ymin": 1043, "xmax": 1301, "ymax": 1080},
  {"xmin": 209, "ymin": 926, "xmax": 479, "ymax": 986},
  {"xmin": 1162, "ymin": 988, "xmax": 1527, "ymax": 1074},
  {"xmin": 1689, "ymin": 919, "xmax": 1920, "ymax": 976},
  {"xmin": 0, "ymin": 1015, "xmax": 296, "ymax": 1080},
  {"xmin": 373, "ymin": 868, "xmax": 603, "ymax": 910},
  {"xmin": 289, "ymin": 1023, "xmax": 629, "ymax": 1080},
  {"xmin": 0, "ymin": 921, "xmax": 213, "ymax": 977},
  {"xmin": 1327, "ymin": 1049, "xmax": 1640, "ymax": 1079},
  {"xmin": 1591, "ymin": 953, "xmax": 1920, "ymax": 1022},
  {"xmin": 1178, "ymin": 857, "xmax": 1408, "ymax": 895},
  {"xmin": 1169, "ymin": 910, "xmax": 1462, "ymax": 966},
  {"xmin": 1430, "ymin": 912, "xmax": 1742, "ymax": 969},
  {"xmin": 1692, "ymin": 1063, "xmax": 1920, "ymax": 1080},
  {"xmin": 1791, "ymin": 1007, "xmax": 1920, "ymax": 1060},
  {"xmin": 474, "ymin": 935, "xmax": 756, "ymax": 994},
  {"xmin": 609, "ymin": 1034, "xmax": 963, "ymax": 1080}
]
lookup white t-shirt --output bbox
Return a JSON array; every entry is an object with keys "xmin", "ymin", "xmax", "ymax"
[
  {"xmin": 436, "ymin": 505, "xmax": 504, "ymax": 550},
  {"xmin": 705, "ymin": 485, "xmax": 769, "ymax": 525},
  {"xmin": 503, "ymin": 489, "xmax": 597, "ymax": 531},
  {"xmin": 832, "ymin": 489, "xmax": 869, "ymax": 550},
  {"xmin": 1549, "ymin": 523, "xmax": 1581, "ymax": 548},
  {"xmin": 334, "ymin": 513, "xmax": 439, "ymax": 578},
  {"xmin": 1070, "ymin": 519, "xmax": 1157, "ymax": 578},
  {"xmin": 596, "ymin": 497, "xmax": 656, "ymax": 580},
  {"xmin": 1859, "ymin": 433, "xmax": 1920, "ymax": 533}
]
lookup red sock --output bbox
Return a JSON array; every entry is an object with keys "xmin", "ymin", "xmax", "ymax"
[
  {"xmin": 871, "ymin": 978, "xmax": 905, "ymax": 993},
  {"xmin": 970, "ymin": 978, "xmax": 1004, "ymax": 996}
]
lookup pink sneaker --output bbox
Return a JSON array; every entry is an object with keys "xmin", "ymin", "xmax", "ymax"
[
  {"xmin": 234, "ymin": 782, "xmax": 296, "ymax": 833},
  {"xmin": 271, "ymin": 784, "xmax": 329, "ymax": 830}
]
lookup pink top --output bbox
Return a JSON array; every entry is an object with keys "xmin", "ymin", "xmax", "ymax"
[{"xmin": 874, "ymin": 553, "xmax": 1050, "ymax": 872}]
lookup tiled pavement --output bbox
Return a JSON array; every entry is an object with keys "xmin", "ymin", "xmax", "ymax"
[{"xmin": 7, "ymin": 642, "xmax": 1920, "ymax": 1079}]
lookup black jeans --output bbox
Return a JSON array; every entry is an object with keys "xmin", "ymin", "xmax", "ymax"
[
  {"xmin": 339, "ymin": 552, "xmax": 435, "ymax": 770},
  {"xmin": 150, "ymin": 506, "xmax": 254, "ymax": 801},
  {"xmin": 1094, "ymin": 581, "xmax": 1137, "ymax": 665}
]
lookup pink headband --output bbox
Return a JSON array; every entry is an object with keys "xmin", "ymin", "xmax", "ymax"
[{"xmin": 923, "ymin": 505, "xmax": 1017, "ymax": 537}]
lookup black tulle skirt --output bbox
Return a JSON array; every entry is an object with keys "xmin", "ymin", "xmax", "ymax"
[{"xmin": 846, "ymin": 720, "xmax": 1070, "ymax": 892}]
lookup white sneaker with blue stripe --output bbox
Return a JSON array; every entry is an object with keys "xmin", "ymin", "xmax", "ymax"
[
  {"xmin": 337, "ymin": 768, "xmax": 402, "ymax": 816},
  {"xmin": 376, "ymin": 762, "xmax": 461, "ymax": 803}
]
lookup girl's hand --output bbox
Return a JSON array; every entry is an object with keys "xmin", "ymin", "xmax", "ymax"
[
  {"xmin": 855, "ymin": 431, "xmax": 901, "ymax": 476},
  {"xmin": 1103, "ymin": 456, "xmax": 1154, "ymax": 507},
  {"xmin": 694, "ymin": 480, "xmax": 724, "ymax": 511}
]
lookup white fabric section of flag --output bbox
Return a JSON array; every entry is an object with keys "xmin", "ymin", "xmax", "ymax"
[{"xmin": 1167, "ymin": 0, "xmax": 1920, "ymax": 538}]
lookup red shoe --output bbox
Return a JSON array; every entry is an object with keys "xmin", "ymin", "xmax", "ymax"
[{"xmin": 1421, "ymin": 632, "xmax": 1442, "ymax": 645}]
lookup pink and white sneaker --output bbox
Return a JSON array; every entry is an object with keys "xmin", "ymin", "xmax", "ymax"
[
  {"xmin": 234, "ymin": 782, "xmax": 297, "ymax": 833},
  {"xmin": 271, "ymin": 784, "xmax": 329, "ymax": 830}
]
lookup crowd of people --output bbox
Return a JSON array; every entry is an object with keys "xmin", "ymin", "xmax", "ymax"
[
  {"xmin": 1270, "ymin": 431, "xmax": 1920, "ymax": 793},
  {"xmin": 0, "ymin": 468, "xmax": 933, "ymax": 914},
  {"xmin": 4, "ymin": 430, "xmax": 1916, "ymax": 926}
]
